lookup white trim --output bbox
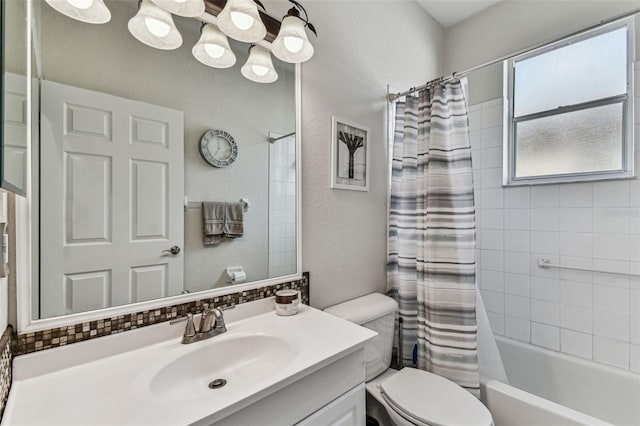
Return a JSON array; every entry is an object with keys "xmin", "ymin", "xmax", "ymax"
[{"xmin": 16, "ymin": 64, "xmax": 303, "ymax": 334}]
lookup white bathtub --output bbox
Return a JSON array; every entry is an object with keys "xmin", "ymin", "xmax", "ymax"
[{"xmin": 482, "ymin": 336, "xmax": 640, "ymax": 426}]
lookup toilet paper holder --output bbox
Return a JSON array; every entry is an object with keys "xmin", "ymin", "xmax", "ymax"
[{"xmin": 225, "ymin": 266, "xmax": 246, "ymax": 284}]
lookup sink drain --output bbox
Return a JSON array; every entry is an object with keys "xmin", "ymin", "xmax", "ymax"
[{"xmin": 208, "ymin": 378, "xmax": 227, "ymax": 389}]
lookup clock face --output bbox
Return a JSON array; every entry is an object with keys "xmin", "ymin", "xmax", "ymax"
[{"xmin": 199, "ymin": 129, "xmax": 238, "ymax": 168}]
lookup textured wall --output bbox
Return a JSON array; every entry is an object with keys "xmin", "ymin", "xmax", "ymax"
[
  {"xmin": 444, "ymin": 1, "xmax": 640, "ymax": 105},
  {"xmin": 300, "ymin": 1, "xmax": 444, "ymax": 309}
]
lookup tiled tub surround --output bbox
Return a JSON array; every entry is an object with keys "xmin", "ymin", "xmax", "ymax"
[
  {"xmin": 14, "ymin": 273, "xmax": 309, "ymax": 356},
  {"xmin": 0, "ymin": 327, "xmax": 12, "ymax": 420},
  {"xmin": 470, "ymin": 80, "xmax": 640, "ymax": 372}
]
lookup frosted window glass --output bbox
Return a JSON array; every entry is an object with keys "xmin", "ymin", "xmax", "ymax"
[
  {"xmin": 515, "ymin": 103, "xmax": 623, "ymax": 178},
  {"xmin": 514, "ymin": 28, "xmax": 627, "ymax": 117}
]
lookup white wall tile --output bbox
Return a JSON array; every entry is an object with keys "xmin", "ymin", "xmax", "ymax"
[
  {"xmin": 480, "ymin": 188, "xmax": 504, "ymax": 209},
  {"xmin": 504, "ymin": 208, "xmax": 529, "ymax": 230},
  {"xmin": 560, "ymin": 305, "xmax": 593, "ymax": 334},
  {"xmin": 480, "ymin": 209, "xmax": 503, "ymax": 230},
  {"xmin": 482, "ymin": 147, "xmax": 502, "ymax": 169},
  {"xmin": 593, "ymin": 285, "xmax": 629, "ymax": 315},
  {"xmin": 593, "ymin": 208, "xmax": 630, "ymax": 234},
  {"xmin": 504, "ymin": 273, "xmax": 530, "ymax": 297},
  {"xmin": 468, "ymin": 110, "xmax": 482, "ymax": 132},
  {"xmin": 505, "ymin": 230, "xmax": 530, "ymax": 253},
  {"xmin": 531, "ymin": 299, "xmax": 560, "ymax": 326},
  {"xmin": 594, "ymin": 336, "xmax": 629, "ymax": 369},
  {"xmin": 481, "ymin": 126, "xmax": 502, "ymax": 149},
  {"xmin": 506, "ymin": 295, "xmax": 530, "ymax": 320},
  {"xmin": 532, "ymin": 322, "xmax": 560, "ymax": 350},
  {"xmin": 480, "ymin": 269, "xmax": 505, "ymax": 293},
  {"xmin": 630, "ymin": 289, "xmax": 640, "ymax": 317},
  {"xmin": 630, "ymin": 180, "xmax": 640, "ymax": 206},
  {"xmin": 505, "ymin": 316, "xmax": 530, "ymax": 342},
  {"xmin": 482, "ymin": 290, "xmax": 505, "ymax": 314},
  {"xmin": 487, "ymin": 311, "xmax": 505, "ymax": 336},
  {"xmin": 592, "ymin": 260, "xmax": 630, "ymax": 288},
  {"xmin": 479, "ymin": 230, "xmax": 504, "ymax": 250},
  {"xmin": 531, "ymin": 186, "xmax": 559, "ymax": 208},
  {"xmin": 482, "ymin": 103, "xmax": 503, "ymax": 128},
  {"xmin": 593, "ymin": 233, "xmax": 630, "ymax": 261},
  {"xmin": 505, "ymin": 252, "xmax": 530, "ymax": 275},
  {"xmin": 559, "ymin": 208, "xmax": 592, "ymax": 233},
  {"xmin": 531, "ymin": 208, "xmax": 559, "ymax": 231},
  {"xmin": 480, "ymin": 249, "xmax": 504, "ymax": 271},
  {"xmin": 559, "ymin": 232, "xmax": 593, "ymax": 258},
  {"xmin": 561, "ymin": 329, "xmax": 592, "ymax": 360},
  {"xmin": 630, "ymin": 208, "xmax": 640, "ymax": 233},
  {"xmin": 630, "ymin": 344, "xmax": 640, "ymax": 373},
  {"xmin": 593, "ymin": 310, "xmax": 629, "ymax": 342},
  {"xmin": 481, "ymin": 168, "xmax": 503, "ymax": 188},
  {"xmin": 504, "ymin": 187, "xmax": 530, "ymax": 209},
  {"xmin": 593, "ymin": 181, "xmax": 630, "ymax": 207},
  {"xmin": 560, "ymin": 281, "xmax": 592, "ymax": 308},
  {"xmin": 531, "ymin": 231, "xmax": 560, "ymax": 255},
  {"xmin": 559, "ymin": 183, "xmax": 593, "ymax": 208},
  {"xmin": 531, "ymin": 276, "xmax": 559, "ymax": 302}
]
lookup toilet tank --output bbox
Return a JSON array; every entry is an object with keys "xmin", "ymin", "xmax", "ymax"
[{"xmin": 324, "ymin": 293, "xmax": 398, "ymax": 381}]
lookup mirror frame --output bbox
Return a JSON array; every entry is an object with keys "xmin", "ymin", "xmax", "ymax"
[
  {"xmin": 15, "ymin": 3, "xmax": 302, "ymax": 333},
  {"xmin": 1, "ymin": 0, "xmax": 29, "ymax": 196}
]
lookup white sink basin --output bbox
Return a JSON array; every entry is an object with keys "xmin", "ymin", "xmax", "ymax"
[{"xmin": 149, "ymin": 332, "xmax": 297, "ymax": 400}]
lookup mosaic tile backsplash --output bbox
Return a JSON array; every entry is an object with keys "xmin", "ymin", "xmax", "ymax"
[
  {"xmin": 0, "ymin": 326, "xmax": 12, "ymax": 420},
  {"xmin": 14, "ymin": 273, "xmax": 309, "ymax": 356}
]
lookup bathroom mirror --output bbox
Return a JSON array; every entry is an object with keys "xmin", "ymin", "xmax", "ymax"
[
  {"xmin": 18, "ymin": 0, "xmax": 300, "ymax": 325},
  {"xmin": 1, "ymin": 0, "xmax": 30, "ymax": 196}
]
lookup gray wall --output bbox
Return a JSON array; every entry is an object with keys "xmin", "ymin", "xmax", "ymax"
[
  {"xmin": 444, "ymin": 1, "xmax": 640, "ymax": 105},
  {"xmin": 301, "ymin": 1, "xmax": 444, "ymax": 309}
]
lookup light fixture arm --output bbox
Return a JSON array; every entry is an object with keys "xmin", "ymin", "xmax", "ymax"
[
  {"xmin": 285, "ymin": 0, "xmax": 317, "ymax": 37},
  {"xmin": 253, "ymin": 0, "xmax": 267, "ymax": 13}
]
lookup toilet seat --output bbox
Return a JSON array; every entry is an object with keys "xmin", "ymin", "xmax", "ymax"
[{"xmin": 379, "ymin": 368, "xmax": 493, "ymax": 426}]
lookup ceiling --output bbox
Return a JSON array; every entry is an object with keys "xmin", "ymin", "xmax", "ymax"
[{"xmin": 416, "ymin": 0, "xmax": 504, "ymax": 28}]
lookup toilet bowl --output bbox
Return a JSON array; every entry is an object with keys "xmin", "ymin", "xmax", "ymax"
[{"xmin": 325, "ymin": 293, "xmax": 493, "ymax": 426}]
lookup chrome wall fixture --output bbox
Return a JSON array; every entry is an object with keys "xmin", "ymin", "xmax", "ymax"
[{"xmin": 44, "ymin": 0, "xmax": 318, "ymax": 83}]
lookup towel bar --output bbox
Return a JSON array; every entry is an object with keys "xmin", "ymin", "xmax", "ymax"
[{"xmin": 184, "ymin": 196, "xmax": 249, "ymax": 212}]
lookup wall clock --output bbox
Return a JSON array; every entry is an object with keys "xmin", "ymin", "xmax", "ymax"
[{"xmin": 199, "ymin": 129, "xmax": 238, "ymax": 168}]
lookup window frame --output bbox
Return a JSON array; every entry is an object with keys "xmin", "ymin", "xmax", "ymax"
[{"xmin": 503, "ymin": 18, "xmax": 636, "ymax": 186}]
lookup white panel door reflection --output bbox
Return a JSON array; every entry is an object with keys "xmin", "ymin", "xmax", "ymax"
[{"xmin": 40, "ymin": 81, "xmax": 184, "ymax": 318}]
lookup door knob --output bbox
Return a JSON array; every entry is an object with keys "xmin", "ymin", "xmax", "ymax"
[{"xmin": 162, "ymin": 246, "xmax": 181, "ymax": 255}]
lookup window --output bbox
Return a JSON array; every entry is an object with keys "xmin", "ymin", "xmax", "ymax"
[{"xmin": 504, "ymin": 19, "xmax": 635, "ymax": 185}]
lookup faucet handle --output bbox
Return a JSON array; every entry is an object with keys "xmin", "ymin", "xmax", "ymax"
[{"xmin": 182, "ymin": 313, "xmax": 197, "ymax": 343}]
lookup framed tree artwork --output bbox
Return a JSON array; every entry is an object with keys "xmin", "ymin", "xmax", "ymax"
[{"xmin": 330, "ymin": 116, "xmax": 370, "ymax": 191}]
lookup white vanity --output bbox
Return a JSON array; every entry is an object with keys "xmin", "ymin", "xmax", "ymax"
[{"xmin": 3, "ymin": 299, "xmax": 375, "ymax": 425}]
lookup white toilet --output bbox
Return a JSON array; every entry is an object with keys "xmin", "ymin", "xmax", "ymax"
[{"xmin": 325, "ymin": 293, "xmax": 493, "ymax": 426}]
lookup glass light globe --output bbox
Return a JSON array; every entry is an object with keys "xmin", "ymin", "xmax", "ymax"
[
  {"xmin": 145, "ymin": 17, "xmax": 171, "ymax": 37},
  {"xmin": 216, "ymin": 0, "xmax": 266, "ymax": 43},
  {"xmin": 272, "ymin": 15, "xmax": 314, "ymax": 63},
  {"xmin": 241, "ymin": 45, "xmax": 278, "ymax": 83},
  {"xmin": 44, "ymin": 0, "xmax": 111, "ymax": 24},
  {"xmin": 192, "ymin": 24, "xmax": 236, "ymax": 69},
  {"xmin": 128, "ymin": 0, "xmax": 182, "ymax": 50}
]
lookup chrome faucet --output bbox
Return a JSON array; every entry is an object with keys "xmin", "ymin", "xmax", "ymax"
[{"xmin": 171, "ymin": 303, "xmax": 228, "ymax": 344}]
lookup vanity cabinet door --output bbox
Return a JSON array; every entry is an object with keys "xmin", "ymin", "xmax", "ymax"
[{"xmin": 296, "ymin": 384, "xmax": 366, "ymax": 426}]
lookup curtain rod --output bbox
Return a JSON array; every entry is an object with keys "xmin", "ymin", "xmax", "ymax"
[{"xmin": 388, "ymin": 7, "xmax": 640, "ymax": 102}]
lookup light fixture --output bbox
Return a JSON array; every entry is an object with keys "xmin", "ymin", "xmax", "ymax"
[
  {"xmin": 128, "ymin": 0, "xmax": 183, "ymax": 50},
  {"xmin": 192, "ymin": 24, "xmax": 236, "ymax": 68},
  {"xmin": 241, "ymin": 45, "xmax": 278, "ymax": 83},
  {"xmin": 44, "ymin": 0, "xmax": 111, "ymax": 24},
  {"xmin": 272, "ymin": 1, "xmax": 316, "ymax": 64},
  {"xmin": 216, "ymin": 0, "xmax": 267, "ymax": 43},
  {"xmin": 150, "ymin": 0, "xmax": 205, "ymax": 18}
]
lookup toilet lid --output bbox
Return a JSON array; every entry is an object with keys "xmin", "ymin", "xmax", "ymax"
[{"xmin": 379, "ymin": 368, "xmax": 493, "ymax": 426}]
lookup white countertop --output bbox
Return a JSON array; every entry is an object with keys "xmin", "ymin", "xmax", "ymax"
[{"xmin": 3, "ymin": 300, "xmax": 376, "ymax": 425}]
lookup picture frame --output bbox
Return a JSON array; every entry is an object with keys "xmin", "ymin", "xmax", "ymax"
[{"xmin": 330, "ymin": 116, "xmax": 370, "ymax": 191}]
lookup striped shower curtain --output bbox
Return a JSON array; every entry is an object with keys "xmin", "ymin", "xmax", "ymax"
[{"xmin": 387, "ymin": 81, "xmax": 480, "ymax": 396}]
